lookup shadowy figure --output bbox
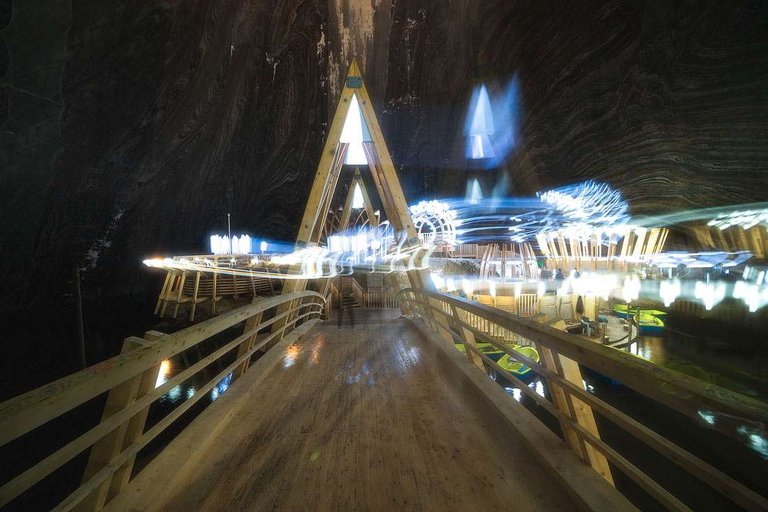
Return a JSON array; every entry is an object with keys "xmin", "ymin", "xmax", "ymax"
[{"xmin": 337, "ymin": 293, "xmax": 356, "ymax": 328}]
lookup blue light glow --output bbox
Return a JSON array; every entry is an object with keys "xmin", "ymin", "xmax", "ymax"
[{"xmin": 464, "ymin": 76, "xmax": 521, "ymax": 168}]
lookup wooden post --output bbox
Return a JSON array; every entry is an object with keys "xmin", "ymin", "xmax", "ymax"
[
  {"xmin": 454, "ymin": 307, "xmax": 484, "ymax": 371},
  {"xmin": 74, "ymin": 265, "xmax": 86, "ymax": 369},
  {"xmin": 233, "ymin": 311, "xmax": 264, "ymax": 381},
  {"xmin": 159, "ymin": 271, "xmax": 177, "ymax": 318},
  {"xmin": 211, "ymin": 264, "xmax": 218, "ymax": 314},
  {"xmin": 538, "ymin": 346, "xmax": 614, "ymax": 486},
  {"xmin": 106, "ymin": 331, "xmax": 164, "ymax": 500},
  {"xmin": 172, "ymin": 271, "xmax": 188, "ymax": 319},
  {"xmin": 154, "ymin": 271, "xmax": 173, "ymax": 315},
  {"xmin": 427, "ymin": 297, "xmax": 454, "ymax": 346},
  {"xmin": 190, "ymin": 272, "xmax": 202, "ymax": 322},
  {"xmin": 76, "ymin": 334, "xmax": 162, "ymax": 511}
]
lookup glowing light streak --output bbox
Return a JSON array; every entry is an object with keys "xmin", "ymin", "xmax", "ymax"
[
  {"xmin": 707, "ymin": 208, "xmax": 768, "ymax": 230},
  {"xmin": 537, "ymin": 181, "xmax": 629, "ymax": 228},
  {"xmin": 411, "ymin": 200, "xmax": 459, "ymax": 247}
]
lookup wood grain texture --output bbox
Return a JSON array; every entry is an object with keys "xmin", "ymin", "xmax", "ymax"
[{"xmin": 112, "ymin": 315, "xmax": 580, "ymax": 511}]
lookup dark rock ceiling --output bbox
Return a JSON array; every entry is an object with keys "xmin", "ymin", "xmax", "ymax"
[{"xmin": 1, "ymin": 0, "xmax": 767, "ymax": 308}]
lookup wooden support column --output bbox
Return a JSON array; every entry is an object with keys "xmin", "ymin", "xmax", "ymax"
[
  {"xmin": 154, "ymin": 271, "xmax": 173, "ymax": 315},
  {"xmin": 76, "ymin": 333, "xmax": 163, "ymax": 511},
  {"xmin": 172, "ymin": 271, "xmax": 188, "ymax": 319},
  {"xmin": 190, "ymin": 272, "xmax": 202, "ymax": 322},
  {"xmin": 538, "ymin": 346, "xmax": 614, "ymax": 486},
  {"xmin": 159, "ymin": 271, "xmax": 178, "ymax": 318},
  {"xmin": 211, "ymin": 263, "xmax": 218, "ymax": 314}
]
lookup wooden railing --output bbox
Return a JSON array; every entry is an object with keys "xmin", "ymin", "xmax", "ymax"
[
  {"xmin": 362, "ymin": 290, "xmax": 399, "ymax": 309},
  {"xmin": 397, "ymin": 288, "xmax": 768, "ymax": 512},
  {"xmin": 0, "ymin": 291, "xmax": 326, "ymax": 511}
]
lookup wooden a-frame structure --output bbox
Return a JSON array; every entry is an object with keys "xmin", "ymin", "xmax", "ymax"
[{"xmin": 280, "ymin": 60, "xmax": 432, "ymax": 300}]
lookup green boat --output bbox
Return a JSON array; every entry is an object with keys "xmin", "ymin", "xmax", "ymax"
[
  {"xmin": 613, "ymin": 305, "xmax": 666, "ymax": 335},
  {"xmin": 455, "ymin": 343, "xmax": 540, "ymax": 383}
]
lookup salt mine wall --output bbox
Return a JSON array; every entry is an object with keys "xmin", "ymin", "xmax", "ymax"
[{"xmin": 1, "ymin": 0, "xmax": 767, "ymax": 309}]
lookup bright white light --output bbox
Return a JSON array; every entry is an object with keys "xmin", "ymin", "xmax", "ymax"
[
  {"xmin": 466, "ymin": 84, "xmax": 495, "ymax": 160},
  {"xmin": 210, "ymin": 234, "xmax": 251, "ymax": 255},
  {"xmin": 462, "ymin": 278, "xmax": 474, "ymax": 297},
  {"xmin": 622, "ymin": 276, "xmax": 641, "ymax": 303},
  {"xmin": 489, "ymin": 281, "xmax": 496, "ymax": 297},
  {"xmin": 340, "ymin": 94, "xmax": 369, "ymax": 165},
  {"xmin": 411, "ymin": 200, "xmax": 459, "ymax": 246},
  {"xmin": 694, "ymin": 280, "xmax": 727, "ymax": 311},
  {"xmin": 169, "ymin": 386, "xmax": 182, "ymax": 401},
  {"xmin": 733, "ymin": 280, "xmax": 768, "ymax": 313},
  {"xmin": 537, "ymin": 281, "xmax": 546, "ymax": 297},
  {"xmin": 697, "ymin": 410, "xmax": 716, "ymax": 426},
  {"xmin": 352, "ymin": 183, "xmax": 364, "ymax": 209},
  {"xmin": 260, "ymin": 240, "xmax": 268, "ymax": 252},
  {"xmin": 155, "ymin": 359, "xmax": 171, "ymax": 389},
  {"xmin": 659, "ymin": 278, "xmax": 681, "ymax": 307}
]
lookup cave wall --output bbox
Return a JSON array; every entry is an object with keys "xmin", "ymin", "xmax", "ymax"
[{"xmin": 1, "ymin": 0, "xmax": 767, "ymax": 309}]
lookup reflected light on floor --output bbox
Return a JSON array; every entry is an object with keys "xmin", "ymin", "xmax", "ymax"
[
  {"xmin": 283, "ymin": 343, "xmax": 301, "ymax": 369},
  {"xmin": 310, "ymin": 336, "xmax": 325, "ymax": 366}
]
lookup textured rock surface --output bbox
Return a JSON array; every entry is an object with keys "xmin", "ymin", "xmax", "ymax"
[{"xmin": 1, "ymin": 0, "xmax": 767, "ymax": 308}]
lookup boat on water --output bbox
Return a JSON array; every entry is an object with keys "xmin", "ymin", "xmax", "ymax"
[
  {"xmin": 613, "ymin": 305, "xmax": 666, "ymax": 335},
  {"xmin": 455, "ymin": 343, "xmax": 539, "ymax": 383}
]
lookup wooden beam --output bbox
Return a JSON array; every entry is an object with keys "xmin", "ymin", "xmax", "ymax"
[
  {"xmin": 75, "ymin": 337, "xmax": 148, "ymax": 511},
  {"xmin": 539, "ymin": 347, "xmax": 614, "ymax": 486}
]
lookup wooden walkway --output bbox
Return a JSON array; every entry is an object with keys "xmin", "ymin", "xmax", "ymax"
[{"xmin": 106, "ymin": 312, "xmax": 586, "ymax": 511}]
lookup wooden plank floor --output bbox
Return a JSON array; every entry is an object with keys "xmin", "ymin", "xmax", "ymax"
[{"xmin": 122, "ymin": 312, "xmax": 579, "ymax": 511}]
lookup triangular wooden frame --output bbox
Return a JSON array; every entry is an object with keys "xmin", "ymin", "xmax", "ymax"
[
  {"xmin": 284, "ymin": 60, "xmax": 431, "ymax": 294},
  {"xmin": 338, "ymin": 168, "xmax": 379, "ymax": 231}
]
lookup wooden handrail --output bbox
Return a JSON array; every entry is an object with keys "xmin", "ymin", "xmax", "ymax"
[
  {"xmin": 398, "ymin": 288, "xmax": 768, "ymax": 512},
  {"xmin": 0, "ymin": 291, "xmax": 325, "ymax": 510}
]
